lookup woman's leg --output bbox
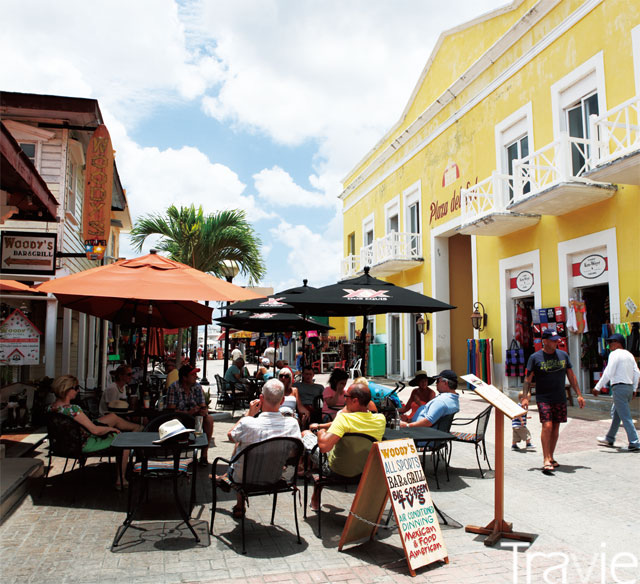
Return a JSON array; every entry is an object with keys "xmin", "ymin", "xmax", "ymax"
[{"xmin": 98, "ymin": 413, "xmax": 142, "ymax": 432}]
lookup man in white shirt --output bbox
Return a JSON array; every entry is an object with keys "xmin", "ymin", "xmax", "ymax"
[
  {"xmin": 226, "ymin": 378, "xmax": 302, "ymax": 517},
  {"xmin": 593, "ymin": 334, "xmax": 640, "ymax": 451}
]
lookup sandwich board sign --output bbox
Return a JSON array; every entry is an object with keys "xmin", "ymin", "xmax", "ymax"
[
  {"xmin": 338, "ymin": 439, "xmax": 448, "ymax": 576},
  {"xmin": 0, "ymin": 308, "xmax": 41, "ymax": 365}
]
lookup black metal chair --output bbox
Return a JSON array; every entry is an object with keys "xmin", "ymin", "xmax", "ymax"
[
  {"xmin": 43, "ymin": 412, "xmax": 120, "ymax": 489},
  {"xmin": 214, "ymin": 374, "xmax": 251, "ymax": 416},
  {"xmin": 303, "ymin": 432, "xmax": 377, "ymax": 537},
  {"xmin": 448, "ymin": 405, "xmax": 492, "ymax": 478},
  {"xmin": 414, "ymin": 413, "xmax": 455, "ymax": 490},
  {"xmin": 210, "ymin": 437, "xmax": 304, "ymax": 554}
]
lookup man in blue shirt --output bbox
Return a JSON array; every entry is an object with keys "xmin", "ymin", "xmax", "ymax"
[{"xmin": 400, "ymin": 370, "xmax": 460, "ymax": 428}]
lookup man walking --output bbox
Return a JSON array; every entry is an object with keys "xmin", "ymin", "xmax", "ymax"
[
  {"xmin": 593, "ymin": 333, "xmax": 640, "ymax": 451},
  {"xmin": 522, "ymin": 329, "xmax": 585, "ymax": 473}
]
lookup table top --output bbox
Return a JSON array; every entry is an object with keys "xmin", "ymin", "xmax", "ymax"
[
  {"xmin": 112, "ymin": 431, "xmax": 208, "ymax": 449},
  {"xmin": 383, "ymin": 426, "xmax": 454, "ymax": 441}
]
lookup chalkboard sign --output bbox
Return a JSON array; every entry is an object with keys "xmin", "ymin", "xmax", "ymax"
[{"xmin": 339, "ymin": 439, "xmax": 448, "ymax": 576}]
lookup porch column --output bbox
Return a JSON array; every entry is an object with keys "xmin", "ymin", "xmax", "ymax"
[
  {"xmin": 86, "ymin": 316, "xmax": 97, "ymax": 389},
  {"xmin": 44, "ymin": 297, "xmax": 58, "ymax": 378},
  {"xmin": 61, "ymin": 308, "xmax": 72, "ymax": 374},
  {"xmin": 77, "ymin": 313, "xmax": 87, "ymax": 387}
]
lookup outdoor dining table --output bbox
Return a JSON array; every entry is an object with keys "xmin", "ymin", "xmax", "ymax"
[{"xmin": 111, "ymin": 431, "xmax": 208, "ymax": 547}]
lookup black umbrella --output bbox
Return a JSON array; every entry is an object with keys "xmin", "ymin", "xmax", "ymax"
[
  {"xmin": 226, "ymin": 279, "xmax": 316, "ymax": 313},
  {"xmin": 283, "ymin": 267, "xmax": 455, "ymax": 371},
  {"xmin": 215, "ymin": 311, "xmax": 332, "ymax": 333}
]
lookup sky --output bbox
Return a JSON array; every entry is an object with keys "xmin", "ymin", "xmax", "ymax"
[{"xmin": 1, "ymin": 0, "xmax": 508, "ymax": 294}]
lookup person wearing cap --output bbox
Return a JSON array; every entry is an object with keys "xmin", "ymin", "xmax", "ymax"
[
  {"xmin": 99, "ymin": 365, "xmax": 133, "ymax": 415},
  {"xmin": 167, "ymin": 364, "xmax": 213, "ymax": 465},
  {"xmin": 226, "ymin": 378, "xmax": 302, "ymax": 518},
  {"xmin": 522, "ymin": 329, "xmax": 584, "ymax": 473},
  {"xmin": 400, "ymin": 370, "xmax": 460, "ymax": 429},
  {"xmin": 398, "ymin": 370, "xmax": 436, "ymax": 422},
  {"xmin": 593, "ymin": 334, "xmax": 640, "ymax": 451},
  {"xmin": 255, "ymin": 357, "xmax": 271, "ymax": 381}
]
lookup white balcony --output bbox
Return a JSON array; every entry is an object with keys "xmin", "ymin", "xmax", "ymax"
[
  {"xmin": 458, "ymin": 172, "xmax": 540, "ymax": 236},
  {"xmin": 586, "ymin": 95, "xmax": 640, "ymax": 185},
  {"xmin": 340, "ymin": 232, "xmax": 423, "ymax": 279},
  {"xmin": 508, "ymin": 133, "xmax": 616, "ymax": 216}
]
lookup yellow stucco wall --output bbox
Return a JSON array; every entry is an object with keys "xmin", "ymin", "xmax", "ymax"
[{"xmin": 341, "ymin": 0, "xmax": 640, "ymax": 375}]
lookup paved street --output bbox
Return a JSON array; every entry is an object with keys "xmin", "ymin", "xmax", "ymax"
[{"xmin": 1, "ymin": 361, "xmax": 638, "ymax": 583}]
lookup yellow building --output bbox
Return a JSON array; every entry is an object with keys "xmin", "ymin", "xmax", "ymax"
[{"xmin": 339, "ymin": 0, "xmax": 640, "ymax": 399}]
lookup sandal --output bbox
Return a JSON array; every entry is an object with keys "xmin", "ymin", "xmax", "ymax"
[
  {"xmin": 542, "ymin": 464, "xmax": 555, "ymax": 474},
  {"xmin": 550, "ymin": 460, "xmax": 560, "ymax": 467},
  {"xmin": 232, "ymin": 505, "xmax": 245, "ymax": 519}
]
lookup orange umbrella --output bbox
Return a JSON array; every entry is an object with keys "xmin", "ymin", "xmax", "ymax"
[
  {"xmin": 37, "ymin": 250, "xmax": 263, "ymax": 303},
  {"xmin": 0, "ymin": 279, "xmax": 37, "ymax": 292}
]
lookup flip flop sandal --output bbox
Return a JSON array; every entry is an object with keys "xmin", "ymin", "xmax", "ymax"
[
  {"xmin": 551, "ymin": 460, "xmax": 560, "ymax": 467},
  {"xmin": 542, "ymin": 464, "xmax": 555, "ymax": 474}
]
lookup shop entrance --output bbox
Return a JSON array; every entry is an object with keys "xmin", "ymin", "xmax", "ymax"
[
  {"xmin": 575, "ymin": 284, "xmax": 610, "ymax": 390},
  {"xmin": 507, "ymin": 296, "xmax": 535, "ymax": 388}
]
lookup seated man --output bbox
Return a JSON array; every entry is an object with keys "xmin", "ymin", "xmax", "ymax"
[
  {"xmin": 400, "ymin": 369, "xmax": 460, "ymax": 429},
  {"xmin": 306, "ymin": 382, "xmax": 386, "ymax": 511},
  {"xmin": 167, "ymin": 365, "xmax": 214, "ymax": 465},
  {"xmin": 227, "ymin": 378, "xmax": 302, "ymax": 518},
  {"xmin": 224, "ymin": 357, "xmax": 248, "ymax": 390},
  {"xmin": 294, "ymin": 365, "xmax": 324, "ymax": 420}
]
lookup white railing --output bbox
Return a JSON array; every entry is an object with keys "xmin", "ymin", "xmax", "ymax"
[
  {"xmin": 340, "ymin": 254, "xmax": 360, "ymax": 279},
  {"xmin": 460, "ymin": 172, "xmax": 512, "ymax": 224},
  {"xmin": 513, "ymin": 133, "xmax": 592, "ymax": 203},
  {"xmin": 589, "ymin": 95, "xmax": 640, "ymax": 166},
  {"xmin": 341, "ymin": 232, "xmax": 422, "ymax": 278}
]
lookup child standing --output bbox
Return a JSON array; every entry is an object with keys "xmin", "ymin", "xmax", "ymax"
[{"xmin": 512, "ymin": 391, "xmax": 534, "ymax": 450}]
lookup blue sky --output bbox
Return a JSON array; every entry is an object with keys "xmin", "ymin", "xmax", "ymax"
[{"xmin": 1, "ymin": 0, "xmax": 507, "ymax": 294}]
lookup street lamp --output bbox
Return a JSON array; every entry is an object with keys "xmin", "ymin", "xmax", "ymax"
[
  {"xmin": 219, "ymin": 260, "xmax": 240, "ymax": 374},
  {"xmin": 416, "ymin": 314, "xmax": 429, "ymax": 334},
  {"xmin": 471, "ymin": 301, "xmax": 488, "ymax": 331}
]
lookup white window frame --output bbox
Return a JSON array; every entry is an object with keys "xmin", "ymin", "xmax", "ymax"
[
  {"xmin": 402, "ymin": 181, "xmax": 421, "ymax": 235},
  {"xmin": 362, "ymin": 213, "xmax": 375, "ymax": 247},
  {"xmin": 495, "ymin": 102, "xmax": 534, "ymax": 174},
  {"xmin": 551, "ymin": 52, "xmax": 607, "ymax": 140},
  {"xmin": 3, "ymin": 120, "xmax": 55, "ymax": 172},
  {"xmin": 384, "ymin": 195, "xmax": 400, "ymax": 235},
  {"xmin": 65, "ymin": 139, "xmax": 85, "ymax": 222},
  {"xmin": 632, "ymin": 24, "xmax": 640, "ymax": 96}
]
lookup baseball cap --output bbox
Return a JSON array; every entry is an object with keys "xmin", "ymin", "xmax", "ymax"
[
  {"xmin": 178, "ymin": 364, "xmax": 200, "ymax": 379},
  {"xmin": 541, "ymin": 329, "xmax": 561, "ymax": 341},
  {"xmin": 605, "ymin": 333, "xmax": 625, "ymax": 345},
  {"xmin": 433, "ymin": 369, "xmax": 458, "ymax": 383}
]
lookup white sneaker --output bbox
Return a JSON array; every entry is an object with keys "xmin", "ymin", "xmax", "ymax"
[
  {"xmin": 596, "ymin": 436, "xmax": 614, "ymax": 447},
  {"xmin": 619, "ymin": 445, "xmax": 640, "ymax": 452}
]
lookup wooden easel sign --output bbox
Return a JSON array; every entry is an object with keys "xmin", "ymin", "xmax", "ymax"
[{"xmin": 338, "ymin": 439, "xmax": 448, "ymax": 576}]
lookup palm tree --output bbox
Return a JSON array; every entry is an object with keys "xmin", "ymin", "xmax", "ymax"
[{"xmin": 130, "ymin": 205, "xmax": 266, "ymax": 363}]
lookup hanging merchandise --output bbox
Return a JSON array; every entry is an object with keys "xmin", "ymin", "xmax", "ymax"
[
  {"xmin": 515, "ymin": 302, "xmax": 530, "ymax": 346},
  {"xmin": 505, "ymin": 339, "xmax": 524, "ymax": 377},
  {"xmin": 568, "ymin": 299, "xmax": 589, "ymax": 333},
  {"xmin": 468, "ymin": 338, "xmax": 495, "ymax": 384},
  {"xmin": 629, "ymin": 322, "xmax": 640, "ymax": 357}
]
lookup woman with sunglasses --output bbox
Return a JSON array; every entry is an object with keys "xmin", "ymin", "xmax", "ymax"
[
  {"xmin": 277, "ymin": 367, "xmax": 310, "ymax": 423},
  {"xmin": 98, "ymin": 365, "xmax": 133, "ymax": 415},
  {"xmin": 48, "ymin": 374, "xmax": 141, "ymax": 488}
]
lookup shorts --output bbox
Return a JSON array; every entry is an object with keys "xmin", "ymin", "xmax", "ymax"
[
  {"xmin": 82, "ymin": 433, "xmax": 116, "ymax": 453},
  {"xmin": 537, "ymin": 401, "xmax": 567, "ymax": 424},
  {"xmin": 512, "ymin": 426, "xmax": 532, "ymax": 443}
]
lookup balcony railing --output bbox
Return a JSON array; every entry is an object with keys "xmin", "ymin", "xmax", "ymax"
[
  {"xmin": 340, "ymin": 231, "xmax": 422, "ymax": 279},
  {"xmin": 461, "ymin": 172, "xmax": 511, "ymax": 223},
  {"xmin": 589, "ymin": 95, "xmax": 640, "ymax": 166},
  {"xmin": 512, "ymin": 133, "xmax": 593, "ymax": 201}
]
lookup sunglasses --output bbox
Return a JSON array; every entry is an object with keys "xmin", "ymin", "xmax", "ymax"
[
  {"xmin": 72, "ymin": 384, "xmax": 81, "ymax": 390},
  {"xmin": 279, "ymin": 374, "xmax": 291, "ymax": 379}
]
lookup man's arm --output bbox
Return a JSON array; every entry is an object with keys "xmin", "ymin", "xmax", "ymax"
[
  {"xmin": 316, "ymin": 429, "xmax": 342, "ymax": 453},
  {"xmin": 521, "ymin": 371, "xmax": 535, "ymax": 409},
  {"xmin": 566, "ymin": 368, "xmax": 585, "ymax": 408}
]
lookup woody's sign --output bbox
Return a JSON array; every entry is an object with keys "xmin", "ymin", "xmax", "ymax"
[{"xmin": 82, "ymin": 125, "xmax": 113, "ymax": 260}]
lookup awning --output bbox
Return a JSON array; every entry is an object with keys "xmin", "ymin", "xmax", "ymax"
[{"xmin": 0, "ymin": 122, "xmax": 58, "ymax": 221}]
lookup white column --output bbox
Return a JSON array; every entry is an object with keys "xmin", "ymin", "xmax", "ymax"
[
  {"xmin": 87, "ymin": 316, "xmax": 97, "ymax": 388},
  {"xmin": 100, "ymin": 321, "xmax": 109, "ymax": 390},
  {"xmin": 61, "ymin": 308, "xmax": 72, "ymax": 373},
  {"xmin": 44, "ymin": 297, "xmax": 58, "ymax": 378},
  {"xmin": 77, "ymin": 313, "xmax": 87, "ymax": 386}
]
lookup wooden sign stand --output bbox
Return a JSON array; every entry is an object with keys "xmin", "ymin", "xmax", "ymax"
[
  {"xmin": 462, "ymin": 374, "xmax": 536, "ymax": 547},
  {"xmin": 338, "ymin": 439, "xmax": 448, "ymax": 577}
]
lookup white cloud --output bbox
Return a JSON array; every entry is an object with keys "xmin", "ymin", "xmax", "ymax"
[{"xmin": 253, "ymin": 166, "xmax": 332, "ymax": 208}]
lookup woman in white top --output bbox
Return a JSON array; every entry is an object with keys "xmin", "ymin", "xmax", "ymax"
[
  {"xmin": 277, "ymin": 367, "xmax": 309, "ymax": 423},
  {"xmin": 99, "ymin": 365, "xmax": 132, "ymax": 415}
]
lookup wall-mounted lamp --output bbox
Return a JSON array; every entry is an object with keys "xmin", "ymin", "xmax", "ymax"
[
  {"xmin": 416, "ymin": 314, "xmax": 430, "ymax": 334},
  {"xmin": 471, "ymin": 302, "xmax": 487, "ymax": 331}
]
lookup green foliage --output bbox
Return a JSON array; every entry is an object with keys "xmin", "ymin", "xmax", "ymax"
[{"xmin": 130, "ymin": 205, "xmax": 266, "ymax": 284}]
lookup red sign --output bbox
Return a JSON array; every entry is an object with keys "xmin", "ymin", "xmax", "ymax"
[{"xmin": 82, "ymin": 125, "xmax": 114, "ymax": 257}]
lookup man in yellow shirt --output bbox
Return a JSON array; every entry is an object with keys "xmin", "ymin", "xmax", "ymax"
[{"xmin": 308, "ymin": 382, "xmax": 386, "ymax": 510}]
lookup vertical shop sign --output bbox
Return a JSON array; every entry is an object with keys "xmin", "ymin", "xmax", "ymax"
[
  {"xmin": 82, "ymin": 124, "xmax": 113, "ymax": 260},
  {"xmin": 0, "ymin": 309, "xmax": 41, "ymax": 365}
]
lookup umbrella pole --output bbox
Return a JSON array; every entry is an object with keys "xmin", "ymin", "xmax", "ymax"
[
  {"xmin": 141, "ymin": 303, "xmax": 153, "ymax": 388},
  {"xmin": 201, "ymin": 301, "xmax": 210, "ymax": 385},
  {"xmin": 360, "ymin": 315, "xmax": 369, "ymax": 378}
]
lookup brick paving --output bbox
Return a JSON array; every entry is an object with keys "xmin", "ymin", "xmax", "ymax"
[{"xmin": 1, "ymin": 365, "xmax": 638, "ymax": 583}]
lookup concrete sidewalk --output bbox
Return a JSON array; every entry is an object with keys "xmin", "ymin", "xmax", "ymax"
[{"xmin": 0, "ymin": 362, "xmax": 638, "ymax": 583}]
